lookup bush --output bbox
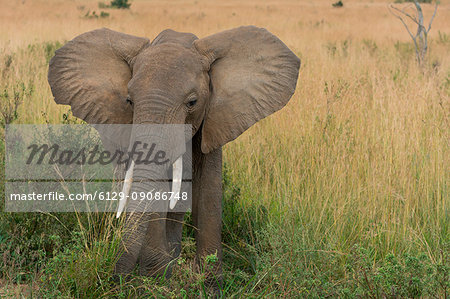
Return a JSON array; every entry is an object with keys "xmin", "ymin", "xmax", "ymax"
[
  {"xmin": 84, "ymin": 10, "xmax": 110, "ymax": 19},
  {"xmin": 332, "ymin": 1, "xmax": 344, "ymax": 8},
  {"xmin": 345, "ymin": 245, "xmax": 449, "ymax": 297},
  {"xmin": 44, "ymin": 41, "xmax": 62, "ymax": 64},
  {"xmin": 97, "ymin": 0, "xmax": 130, "ymax": 9},
  {"xmin": 110, "ymin": 0, "xmax": 131, "ymax": 9},
  {"xmin": 0, "ymin": 81, "xmax": 34, "ymax": 128}
]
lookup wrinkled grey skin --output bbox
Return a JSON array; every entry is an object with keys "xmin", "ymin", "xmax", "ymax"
[{"xmin": 48, "ymin": 26, "xmax": 300, "ymax": 287}]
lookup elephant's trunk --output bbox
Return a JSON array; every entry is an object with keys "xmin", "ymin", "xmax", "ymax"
[
  {"xmin": 114, "ymin": 164, "xmax": 172, "ymax": 275},
  {"xmin": 114, "ymin": 128, "xmax": 185, "ymax": 276}
]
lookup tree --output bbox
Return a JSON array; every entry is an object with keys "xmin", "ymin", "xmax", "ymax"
[{"xmin": 389, "ymin": 0, "xmax": 438, "ymax": 67}]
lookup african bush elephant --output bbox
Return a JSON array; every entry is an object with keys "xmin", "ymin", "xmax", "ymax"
[{"xmin": 47, "ymin": 26, "xmax": 300, "ymax": 287}]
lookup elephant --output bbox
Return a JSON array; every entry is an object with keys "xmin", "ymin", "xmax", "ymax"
[{"xmin": 47, "ymin": 26, "xmax": 300, "ymax": 288}]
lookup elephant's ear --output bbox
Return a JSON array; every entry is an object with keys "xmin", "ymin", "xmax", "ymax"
[
  {"xmin": 48, "ymin": 28, "xmax": 150, "ymax": 124},
  {"xmin": 194, "ymin": 26, "xmax": 300, "ymax": 153}
]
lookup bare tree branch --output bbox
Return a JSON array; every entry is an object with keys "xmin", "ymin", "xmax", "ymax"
[
  {"xmin": 389, "ymin": 5, "xmax": 416, "ymax": 40},
  {"xmin": 391, "ymin": 5, "xmax": 420, "ymax": 26},
  {"xmin": 389, "ymin": 0, "xmax": 439, "ymax": 68},
  {"xmin": 427, "ymin": 2, "xmax": 438, "ymax": 33}
]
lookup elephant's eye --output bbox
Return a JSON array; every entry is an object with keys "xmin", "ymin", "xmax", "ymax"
[
  {"xmin": 186, "ymin": 98, "xmax": 197, "ymax": 108},
  {"xmin": 126, "ymin": 96, "xmax": 133, "ymax": 106}
]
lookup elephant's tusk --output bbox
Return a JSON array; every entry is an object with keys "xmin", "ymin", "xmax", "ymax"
[
  {"xmin": 169, "ymin": 156, "xmax": 183, "ymax": 210},
  {"xmin": 117, "ymin": 159, "xmax": 135, "ymax": 218}
]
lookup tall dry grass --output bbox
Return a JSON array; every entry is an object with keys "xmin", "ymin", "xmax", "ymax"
[{"xmin": 0, "ymin": 0, "xmax": 448, "ymax": 296}]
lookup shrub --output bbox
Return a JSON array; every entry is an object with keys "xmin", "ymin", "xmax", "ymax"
[
  {"xmin": 332, "ymin": 1, "xmax": 344, "ymax": 8},
  {"xmin": 362, "ymin": 39, "xmax": 378, "ymax": 56},
  {"xmin": 0, "ymin": 81, "xmax": 33, "ymax": 128},
  {"xmin": 110, "ymin": 0, "xmax": 131, "ymax": 9},
  {"xmin": 84, "ymin": 10, "xmax": 110, "ymax": 19},
  {"xmin": 437, "ymin": 30, "xmax": 450, "ymax": 45},
  {"xmin": 98, "ymin": 2, "xmax": 108, "ymax": 8},
  {"xmin": 44, "ymin": 41, "xmax": 62, "ymax": 64}
]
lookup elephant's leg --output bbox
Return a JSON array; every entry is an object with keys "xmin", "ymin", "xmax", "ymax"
[
  {"xmin": 138, "ymin": 211, "xmax": 173, "ymax": 277},
  {"xmin": 166, "ymin": 212, "xmax": 185, "ymax": 259},
  {"xmin": 192, "ymin": 147, "xmax": 223, "ymax": 289}
]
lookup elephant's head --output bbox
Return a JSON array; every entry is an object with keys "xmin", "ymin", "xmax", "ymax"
[{"xmin": 48, "ymin": 26, "xmax": 300, "ymax": 276}]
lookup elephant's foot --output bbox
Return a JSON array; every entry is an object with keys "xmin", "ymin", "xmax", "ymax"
[
  {"xmin": 114, "ymin": 247, "xmax": 176, "ymax": 280},
  {"xmin": 114, "ymin": 235, "xmax": 144, "ymax": 277},
  {"xmin": 138, "ymin": 247, "xmax": 175, "ymax": 278},
  {"xmin": 114, "ymin": 251, "xmax": 138, "ymax": 276}
]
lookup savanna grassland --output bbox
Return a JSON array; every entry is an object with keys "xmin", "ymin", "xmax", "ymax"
[{"xmin": 0, "ymin": 0, "xmax": 449, "ymax": 297}]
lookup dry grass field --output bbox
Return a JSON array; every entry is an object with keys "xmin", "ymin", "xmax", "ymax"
[{"xmin": 0, "ymin": 0, "xmax": 449, "ymax": 297}]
